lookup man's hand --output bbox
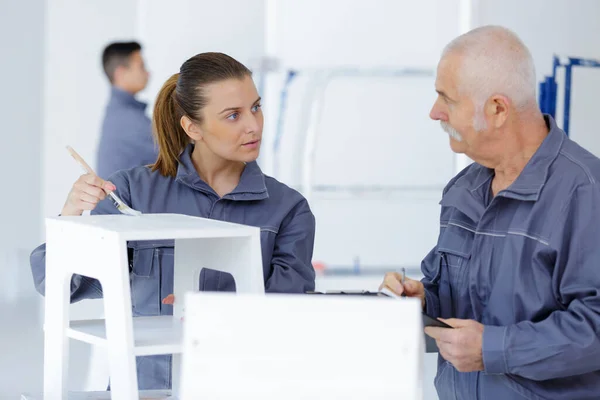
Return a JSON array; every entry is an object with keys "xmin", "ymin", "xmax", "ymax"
[
  {"xmin": 425, "ymin": 318, "xmax": 484, "ymax": 372},
  {"xmin": 379, "ymin": 272, "xmax": 425, "ymax": 309}
]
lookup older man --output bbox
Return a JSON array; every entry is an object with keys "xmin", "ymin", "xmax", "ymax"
[{"xmin": 381, "ymin": 26, "xmax": 600, "ymax": 399}]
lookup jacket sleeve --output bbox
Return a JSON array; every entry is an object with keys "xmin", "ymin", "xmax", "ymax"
[
  {"xmin": 483, "ymin": 184, "xmax": 600, "ymax": 380},
  {"xmin": 29, "ymin": 171, "xmax": 129, "ymax": 302},
  {"xmin": 265, "ymin": 199, "xmax": 316, "ymax": 294}
]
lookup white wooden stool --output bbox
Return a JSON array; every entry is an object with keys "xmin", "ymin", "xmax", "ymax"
[{"xmin": 43, "ymin": 214, "xmax": 264, "ymax": 399}]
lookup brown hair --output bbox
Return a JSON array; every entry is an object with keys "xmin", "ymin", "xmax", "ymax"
[
  {"xmin": 102, "ymin": 41, "xmax": 142, "ymax": 83},
  {"xmin": 151, "ymin": 52, "xmax": 252, "ymax": 176}
]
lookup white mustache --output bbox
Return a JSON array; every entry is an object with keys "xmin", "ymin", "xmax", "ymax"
[{"xmin": 441, "ymin": 121, "xmax": 463, "ymax": 142}]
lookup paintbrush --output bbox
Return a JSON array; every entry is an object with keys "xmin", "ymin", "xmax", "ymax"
[{"xmin": 66, "ymin": 145, "xmax": 142, "ymax": 216}]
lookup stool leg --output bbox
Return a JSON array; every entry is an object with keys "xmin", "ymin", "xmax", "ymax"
[
  {"xmin": 101, "ymin": 239, "xmax": 138, "ymax": 400},
  {"xmin": 43, "ymin": 270, "xmax": 72, "ymax": 400},
  {"xmin": 172, "ymin": 239, "xmax": 201, "ymax": 397},
  {"xmin": 172, "ymin": 353, "xmax": 181, "ymax": 397}
]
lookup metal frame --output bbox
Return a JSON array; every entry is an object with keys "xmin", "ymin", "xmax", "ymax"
[
  {"xmin": 270, "ymin": 67, "xmax": 435, "ymax": 201},
  {"xmin": 539, "ymin": 56, "xmax": 600, "ymax": 136}
]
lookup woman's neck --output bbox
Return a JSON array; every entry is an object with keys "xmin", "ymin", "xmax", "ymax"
[{"xmin": 191, "ymin": 143, "xmax": 246, "ymax": 197}]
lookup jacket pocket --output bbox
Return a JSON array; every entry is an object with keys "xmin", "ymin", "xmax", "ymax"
[
  {"xmin": 436, "ymin": 224, "xmax": 474, "ymax": 318},
  {"xmin": 129, "ymin": 241, "xmax": 171, "ymax": 316},
  {"xmin": 437, "ymin": 223, "xmax": 473, "ymax": 268}
]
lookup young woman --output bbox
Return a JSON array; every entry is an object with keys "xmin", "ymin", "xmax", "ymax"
[{"xmin": 30, "ymin": 52, "xmax": 316, "ymax": 390}]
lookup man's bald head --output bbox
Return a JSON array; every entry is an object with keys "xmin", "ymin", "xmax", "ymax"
[{"xmin": 441, "ymin": 25, "xmax": 537, "ymax": 112}]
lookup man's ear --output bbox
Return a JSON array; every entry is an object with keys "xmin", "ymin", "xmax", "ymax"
[
  {"xmin": 112, "ymin": 65, "xmax": 125, "ymax": 85},
  {"xmin": 486, "ymin": 94, "xmax": 509, "ymax": 128},
  {"xmin": 180, "ymin": 115, "xmax": 203, "ymax": 141}
]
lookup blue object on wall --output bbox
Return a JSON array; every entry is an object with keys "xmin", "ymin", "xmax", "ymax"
[{"xmin": 539, "ymin": 56, "xmax": 600, "ymax": 136}]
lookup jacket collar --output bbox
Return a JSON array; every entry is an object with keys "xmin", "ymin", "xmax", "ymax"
[
  {"xmin": 175, "ymin": 144, "xmax": 269, "ymax": 201},
  {"xmin": 440, "ymin": 115, "xmax": 565, "ymax": 221},
  {"xmin": 109, "ymin": 86, "xmax": 147, "ymax": 112}
]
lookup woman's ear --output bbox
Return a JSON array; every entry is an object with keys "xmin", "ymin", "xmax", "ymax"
[{"xmin": 180, "ymin": 115, "xmax": 203, "ymax": 141}]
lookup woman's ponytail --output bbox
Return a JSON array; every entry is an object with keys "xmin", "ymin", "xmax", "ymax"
[{"xmin": 151, "ymin": 73, "xmax": 189, "ymax": 176}]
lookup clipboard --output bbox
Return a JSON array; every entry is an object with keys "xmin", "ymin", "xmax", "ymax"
[{"xmin": 305, "ymin": 290, "xmax": 451, "ymax": 353}]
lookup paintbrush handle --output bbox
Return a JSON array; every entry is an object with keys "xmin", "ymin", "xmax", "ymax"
[{"xmin": 66, "ymin": 145, "xmax": 97, "ymax": 176}]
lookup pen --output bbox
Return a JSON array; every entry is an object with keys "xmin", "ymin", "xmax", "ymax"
[{"xmin": 401, "ymin": 267, "xmax": 406, "ymax": 297}]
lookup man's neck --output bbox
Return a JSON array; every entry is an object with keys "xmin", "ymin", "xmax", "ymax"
[
  {"xmin": 490, "ymin": 114, "xmax": 549, "ymax": 195},
  {"xmin": 113, "ymin": 83, "xmax": 137, "ymax": 96}
]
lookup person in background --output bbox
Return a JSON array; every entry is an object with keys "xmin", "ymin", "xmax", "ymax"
[
  {"xmin": 97, "ymin": 41, "xmax": 158, "ymax": 178},
  {"xmin": 381, "ymin": 25, "xmax": 600, "ymax": 399},
  {"xmin": 30, "ymin": 52, "xmax": 316, "ymax": 390}
]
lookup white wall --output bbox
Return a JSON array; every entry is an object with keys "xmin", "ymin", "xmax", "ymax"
[
  {"xmin": 570, "ymin": 68, "xmax": 600, "ymax": 155},
  {"xmin": 0, "ymin": 0, "xmax": 45, "ymax": 397},
  {"xmin": 270, "ymin": 0, "xmax": 459, "ymax": 69},
  {"xmin": 0, "ymin": 0, "xmax": 44, "ymax": 300},
  {"xmin": 137, "ymin": 0, "xmax": 265, "ymax": 112}
]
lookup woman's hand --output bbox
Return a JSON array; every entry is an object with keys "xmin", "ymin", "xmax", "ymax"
[
  {"xmin": 162, "ymin": 294, "xmax": 175, "ymax": 305},
  {"xmin": 61, "ymin": 174, "xmax": 116, "ymax": 216}
]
